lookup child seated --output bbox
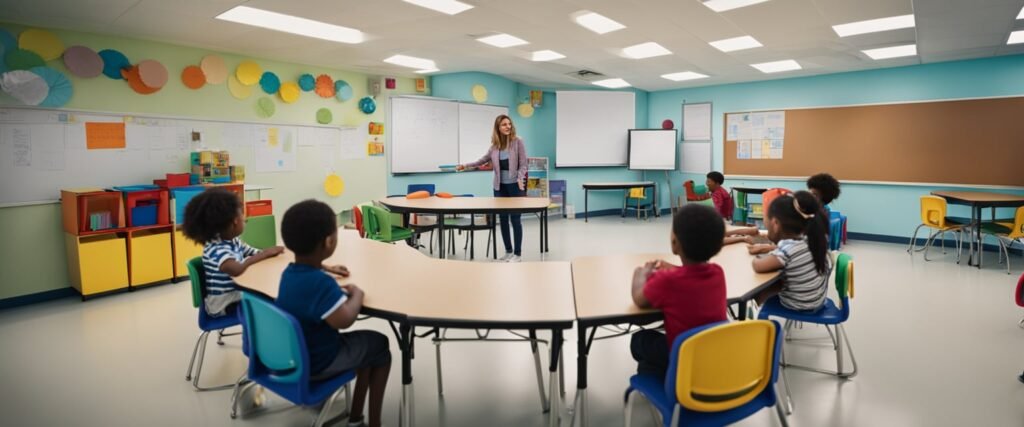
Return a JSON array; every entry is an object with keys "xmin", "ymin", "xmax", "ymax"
[
  {"xmin": 276, "ymin": 200, "xmax": 390, "ymax": 427},
  {"xmin": 726, "ymin": 172, "xmax": 841, "ymax": 252},
  {"xmin": 182, "ymin": 188, "xmax": 283, "ymax": 317},
  {"xmin": 629, "ymin": 204, "xmax": 728, "ymax": 377},
  {"xmin": 692, "ymin": 171, "xmax": 734, "ymax": 221}
]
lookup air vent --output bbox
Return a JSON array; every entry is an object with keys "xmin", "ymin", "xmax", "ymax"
[{"xmin": 565, "ymin": 69, "xmax": 606, "ymax": 82}]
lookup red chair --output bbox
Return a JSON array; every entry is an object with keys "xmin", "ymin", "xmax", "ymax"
[
  {"xmin": 353, "ymin": 204, "xmax": 365, "ymax": 238},
  {"xmin": 1016, "ymin": 273, "xmax": 1024, "ymax": 328}
]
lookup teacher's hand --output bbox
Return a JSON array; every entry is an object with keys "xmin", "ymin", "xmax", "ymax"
[
  {"xmin": 455, "ymin": 164, "xmax": 465, "ymax": 171},
  {"xmin": 518, "ymin": 179, "xmax": 525, "ymax": 191}
]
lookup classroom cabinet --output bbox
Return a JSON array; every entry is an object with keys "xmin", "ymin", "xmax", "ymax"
[
  {"xmin": 65, "ymin": 233, "xmax": 130, "ymax": 298},
  {"xmin": 128, "ymin": 227, "xmax": 174, "ymax": 286},
  {"xmin": 173, "ymin": 228, "xmax": 203, "ymax": 279}
]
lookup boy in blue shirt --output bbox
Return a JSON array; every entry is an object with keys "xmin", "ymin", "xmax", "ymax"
[{"xmin": 277, "ymin": 200, "xmax": 390, "ymax": 427}]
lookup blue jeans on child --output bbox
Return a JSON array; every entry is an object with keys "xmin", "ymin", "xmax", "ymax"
[{"xmin": 494, "ymin": 182, "xmax": 524, "ymax": 256}]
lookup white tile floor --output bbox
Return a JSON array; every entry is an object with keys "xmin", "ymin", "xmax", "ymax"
[{"xmin": 1, "ymin": 215, "xmax": 1023, "ymax": 427}]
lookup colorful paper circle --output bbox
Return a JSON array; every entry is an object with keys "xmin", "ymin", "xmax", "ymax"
[
  {"xmin": 279, "ymin": 82, "xmax": 300, "ymax": 103},
  {"xmin": 18, "ymin": 29, "xmax": 64, "ymax": 61},
  {"xmin": 137, "ymin": 60, "xmax": 168, "ymax": 89},
  {"xmin": 98, "ymin": 49, "xmax": 130, "ymax": 80},
  {"xmin": 5, "ymin": 48, "xmax": 45, "ymax": 71},
  {"xmin": 324, "ymin": 174, "xmax": 344, "ymax": 197},
  {"xmin": 517, "ymin": 103, "xmax": 534, "ymax": 118},
  {"xmin": 359, "ymin": 96, "xmax": 376, "ymax": 114},
  {"xmin": 316, "ymin": 108, "xmax": 333, "ymax": 124},
  {"xmin": 256, "ymin": 96, "xmax": 275, "ymax": 118},
  {"xmin": 333, "ymin": 80, "xmax": 352, "ymax": 101},
  {"xmin": 227, "ymin": 74, "xmax": 252, "ymax": 99},
  {"xmin": 0, "ymin": 29, "xmax": 16, "ymax": 53},
  {"xmin": 63, "ymin": 45, "xmax": 103, "ymax": 78},
  {"xmin": 122, "ymin": 65, "xmax": 159, "ymax": 94},
  {"xmin": 259, "ymin": 71, "xmax": 280, "ymax": 94},
  {"xmin": 181, "ymin": 65, "xmax": 206, "ymax": 89},
  {"xmin": 0, "ymin": 69, "xmax": 49, "ymax": 105},
  {"xmin": 236, "ymin": 60, "xmax": 261, "ymax": 86},
  {"xmin": 30, "ymin": 66, "xmax": 73, "ymax": 108},
  {"xmin": 471, "ymin": 84, "xmax": 487, "ymax": 103},
  {"xmin": 199, "ymin": 55, "xmax": 226, "ymax": 84},
  {"xmin": 298, "ymin": 73, "xmax": 315, "ymax": 91},
  {"xmin": 315, "ymin": 74, "xmax": 334, "ymax": 98}
]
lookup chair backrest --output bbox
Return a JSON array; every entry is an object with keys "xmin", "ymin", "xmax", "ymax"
[
  {"xmin": 239, "ymin": 293, "xmax": 309, "ymax": 385},
  {"xmin": 1009, "ymin": 206, "xmax": 1024, "ymax": 239},
  {"xmin": 683, "ymin": 180, "xmax": 708, "ymax": 201},
  {"xmin": 186, "ymin": 256, "xmax": 204, "ymax": 308},
  {"xmin": 834, "ymin": 252, "xmax": 854, "ymax": 316},
  {"xmin": 408, "ymin": 184, "xmax": 436, "ymax": 196},
  {"xmin": 1015, "ymin": 272, "xmax": 1024, "ymax": 308},
  {"xmin": 761, "ymin": 188, "xmax": 792, "ymax": 214},
  {"xmin": 361, "ymin": 205, "xmax": 379, "ymax": 240},
  {"xmin": 352, "ymin": 205, "xmax": 365, "ymax": 238},
  {"xmin": 628, "ymin": 187, "xmax": 645, "ymax": 199},
  {"xmin": 366, "ymin": 205, "xmax": 394, "ymax": 241},
  {"xmin": 240, "ymin": 214, "xmax": 277, "ymax": 249},
  {"xmin": 667, "ymin": 320, "xmax": 781, "ymax": 413},
  {"xmin": 919, "ymin": 195, "xmax": 949, "ymax": 228}
]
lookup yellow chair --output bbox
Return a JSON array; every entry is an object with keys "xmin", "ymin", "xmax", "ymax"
[
  {"xmin": 982, "ymin": 206, "xmax": 1024, "ymax": 274},
  {"xmin": 622, "ymin": 187, "xmax": 653, "ymax": 220},
  {"xmin": 907, "ymin": 195, "xmax": 965, "ymax": 261}
]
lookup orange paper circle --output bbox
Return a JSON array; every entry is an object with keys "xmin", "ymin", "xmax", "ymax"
[
  {"xmin": 278, "ymin": 82, "xmax": 300, "ymax": 103},
  {"xmin": 315, "ymin": 74, "xmax": 335, "ymax": 98},
  {"xmin": 181, "ymin": 65, "xmax": 206, "ymax": 89},
  {"xmin": 137, "ymin": 60, "xmax": 168, "ymax": 89},
  {"xmin": 122, "ymin": 65, "xmax": 159, "ymax": 94},
  {"xmin": 200, "ymin": 55, "xmax": 227, "ymax": 84}
]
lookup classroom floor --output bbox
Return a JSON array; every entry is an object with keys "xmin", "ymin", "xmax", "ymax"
[{"xmin": 1, "ymin": 214, "xmax": 1023, "ymax": 427}]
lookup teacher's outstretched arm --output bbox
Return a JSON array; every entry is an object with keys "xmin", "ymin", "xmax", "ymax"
[{"xmin": 456, "ymin": 150, "xmax": 491, "ymax": 171}]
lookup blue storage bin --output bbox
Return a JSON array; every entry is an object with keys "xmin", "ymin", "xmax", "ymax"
[
  {"xmin": 113, "ymin": 184, "xmax": 160, "ymax": 192},
  {"xmin": 131, "ymin": 204, "xmax": 158, "ymax": 227},
  {"xmin": 171, "ymin": 186, "xmax": 206, "ymax": 224}
]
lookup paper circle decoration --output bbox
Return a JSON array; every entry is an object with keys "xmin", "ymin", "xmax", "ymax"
[
  {"xmin": 137, "ymin": 60, "xmax": 168, "ymax": 89},
  {"xmin": 5, "ymin": 48, "xmax": 45, "ymax": 71},
  {"xmin": 236, "ymin": 60, "xmax": 261, "ymax": 86},
  {"xmin": 98, "ymin": 49, "xmax": 130, "ymax": 79},
  {"xmin": 662, "ymin": 119, "xmax": 674, "ymax": 129},
  {"xmin": 259, "ymin": 71, "xmax": 280, "ymax": 94},
  {"xmin": 316, "ymin": 108, "xmax": 333, "ymax": 124},
  {"xmin": 471, "ymin": 84, "xmax": 487, "ymax": 103},
  {"xmin": 324, "ymin": 174, "xmax": 344, "ymax": 197},
  {"xmin": 278, "ymin": 82, "xmax": 300, "ymax": 103},
  {"xmin": 358, "ymin": 96, "xmax": 376, "ymax": 114},
  {"xmin": 256, "ymin": 96, "xmax": 276, "ymax": 118},
  {"xmin": 0, "ymin": 69, "xmax": 49, "ymax": 105},
  {"xmin": 227, "ymin": 74, "xmax": 252, "ymax": 99},
  {"xmin": 517, "ymin": 103, "xmax": 534, "ymax": 118},
  {"xmin": 298, "ymin": 73, "xmax": 315, "ymax": 91},
  {"xmin": 122, "ymin": 65, "xmax": 160, "ymax": 94},
  {"xmin": 18, "ymin": 29, "xmax": 64, "ymax": 61},
  {"xmin": 314, "ymin": 74, "xmax": 334, "ymax": 98},
  {"xmin": 181, "ymin": 65, "xmax": 206, "ymax": 89},
  {"xmin": 31, "ymin": 66, "xmax": 73, "ymax": 108},
  {"xmin": 0, "ymin": 29, "xmax": 16, "ymax": 53},
  {"xmin": 63, "ymin": 45, "xmax": 103, "ymax": 78},
  {"xmin": 199, "ymin": 55, "xmax": 227, "ymax": 84},
  {"xmin": 334, "ymin": 80, "xmax": 353, "ymax": 101}
]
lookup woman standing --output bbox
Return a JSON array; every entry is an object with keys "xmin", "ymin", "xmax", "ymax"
[{"xmin": 456, "ymin": 115, "xmax": 528, "ymax": 262}]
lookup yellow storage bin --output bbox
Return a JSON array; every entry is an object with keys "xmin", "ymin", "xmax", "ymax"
[
  {"xmin": 65, "ymin": 233, "xmax": 129, "ymax": 297},
  {"xmin": 129, "ymin": 229, "xmax": 174, "ymax": 286},
  {"xmin": 174, "ymin": 229, "xmax": 203, "ymax": 279}
]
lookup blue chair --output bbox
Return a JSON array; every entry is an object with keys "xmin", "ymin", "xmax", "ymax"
[
  {"xmin": 828, "ymin": 210, "xmax": 847, "ymax": 251},
  {"xmin": 624, "ymin": 320, "xmax": 788, "ymax": 427},
  {"xmin": 407, "ymin": 184, "xmax": 435, "ymax": 195},
  {"xmin": 234, "ymin": 293, "xmax": 356, "ymax": 426},
  {"xmin": 184, "ymin": 256, "xmax": 243, "ymax": 391}
]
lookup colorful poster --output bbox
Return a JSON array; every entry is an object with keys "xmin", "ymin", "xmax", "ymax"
[
  {"xmin": 769, "ymin": 139, "xmax": 784, "ymax": 159},
  {"xmin": 85, "ymin": 122, "xmax": 126, "ymax": 149},
  {"xmin": 737, "ymin": 140, "xmax": 751, "ymax": 159},
  {"xmin": 750, "ymin": 139, "xmax": 762, "ymax": 159},
  {"xmin": 252, "ymin": 126, "xmax": 296, "ymax": 172}
]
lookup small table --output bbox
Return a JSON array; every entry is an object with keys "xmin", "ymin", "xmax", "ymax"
[
  {"xmin": 931, "ymin": 191, "xmax": 1024, "ymax": 268},
  {"xmin": 581, "ymin": 182, "xmax": 658, "ymax": 222}
]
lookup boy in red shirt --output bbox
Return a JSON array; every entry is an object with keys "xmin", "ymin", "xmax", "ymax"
[
  {"xmin": 692, "ymin": 171, "xmax": 735, "ymax": 221},
  {"xmin": 630, "ymin": 203, "xmax": 728, "ymax": 376}
]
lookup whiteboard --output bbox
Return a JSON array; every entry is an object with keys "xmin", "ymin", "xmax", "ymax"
[
  {"xmin": 555, "ymin": 91, "xmax": 635, "ymax": 167},
  {"xmin": 390, "ymin": 97, "xmax": 459, "ymax": 173},
  {"xmin": 681, "ymin": 142, "xmax": 712, "ymax": 174},
  {"xmin": 458, "ymin": 103, "xmax": 507, "ymax": 165},
  {"xmin": 682, "ymin": 102, "xmax": 711, "ymax": 141},
  {"xmin": 628, "ymin": 129, "xmax": 677, "ymax": 170}
]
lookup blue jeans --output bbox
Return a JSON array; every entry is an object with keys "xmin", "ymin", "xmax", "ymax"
[{"xmin": 494, "ymin": 182, "xmax": 524, "ymax": 256}]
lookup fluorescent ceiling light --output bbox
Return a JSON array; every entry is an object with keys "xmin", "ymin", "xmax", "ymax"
[
  {"xmin": 1019, "ymin": 6, "xmax": 1024, "ymax": 19},
  {"xmin": 750, "ymin": 59, "xmax": 801, "ymax": 73},
  {"xmin": 661, "ymin": 71, "xmax": 709, "ymax": 81},
  {"xmin": 862, "ymin": 44, "xmax": 917, "ymax": 60},
  {"xmin": 1009, "ymin": 30, "xmax": 1024, "ymax": 44},
  {"xmin": 403, "ymin": 0, "xmax": 474, "ymax": 15},
  {"xmin": 383, "ymin": 54, "xmax": 437, "ymax": 70},
  {"xmin": 216, "ymin": 6, "xmax": 364, "ymax": 44},
  {"xmin": 622, "ymin": 42, "xmax": 671, "ymax": 59},
  {"xmin": 592, "ymin": 78, "xmax": 631, "ymax": 88},
  {"xmin": 477, "ymin": 33, "xmax": 528, "ymax": 48},
  {"xmin": 702, "ymin": 0, "xmax": 770, "ymax": 12},
  {"xmin": 531, "ymin": 50, "xmax": 565, "ymax": 61},
  {"xmin": 574, "ymin": 11, "xmax": 626, "ymax": 34},
  {"xmin": 709, "ymin": 35, "xmax": 762, "ymax": 52},
  {"xmin": 832, "ymin": 14, "xmax": 915, "ymax": 37},
  {"xmin": 415, "ymin": 68, "xmax": 440, "ymax": 74}
]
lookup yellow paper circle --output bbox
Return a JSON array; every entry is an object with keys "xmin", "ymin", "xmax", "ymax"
[
  {"xmin": 517, "ymin": 103, "xmax": 534, "ymax": 118},
  {"xmin": 19, "ymin": 29, "xmax": 64, "ymax": 61},
  {"xmin": 279, "ymin": 82, "xmax": 300, "ymax": 103},
  {"xmin": 200, "ymin": 55, "xmax": 227, "ymax": 84},
  {"xmin": 471, "ymin": 84, "xmax": 487, "ymax": 103},
  {"xmin": 324, "ymin": 174, "xmax": 344, "ymax": 197},
  {"xmin": 236, "ymin": 60, "xmax": 261, "ymax": 86},
  {"xmin": 228, "ymin": 74, "xmax": 252, "ymax": 99}
]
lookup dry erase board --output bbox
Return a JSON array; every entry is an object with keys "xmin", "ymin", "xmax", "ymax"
[{"xmin": 628, "ymin": 129, "xmax": 676, "ymax": 170}]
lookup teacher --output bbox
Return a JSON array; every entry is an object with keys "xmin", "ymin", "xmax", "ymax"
[{"xmin": 456, "ymin": 115, "xmax": 528, "ymax": 263}]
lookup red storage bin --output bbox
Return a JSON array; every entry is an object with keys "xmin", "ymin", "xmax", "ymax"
[
  {"xmin": 246, "ymin": 200, "xmax": 273, "ymax": 217},
  {"xmin": 166, "ymin": 173, "xmax": 191, "ymax": 188}
]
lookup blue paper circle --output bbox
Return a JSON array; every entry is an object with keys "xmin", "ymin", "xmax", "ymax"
[
  {"xmin": 334, "ymin": 80, "xmax": 353, "ymax": 101},
  {"xmin": 0, "ymin": 29, "xmax": 15, "ymax": 53},
  {"xmin": 298, "ymin": 73, "xmax": 315, "ymax": 91},
  {"xmin": 30, "ymin": 66, "xmax": 73, "ymax": 108},
  {"xmin": 259, "ymin": 72, "xmax": 280, "ymax": 94},
  {"xmin": 359, "ymin": 96, "xmax": 376, "ymax": 114},
  {"xmin": 98, "ymin": 49, "xmax": 130, "ymax": 80}
]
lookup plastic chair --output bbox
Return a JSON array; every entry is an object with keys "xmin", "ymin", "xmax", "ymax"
[
  {"xmin": 363, "ymin": 205, "xmax": 414, "ymax": 243},
  {"xmin": 623, "ymin": 187, "xmax": 653, "ymax": 220},
  {"xmin": 907, "ymin": 195, "xmax": 965, "ymax": 262},
  {"xmin": 624, "ymin": 320, "xmax": 788, "ymax": 427},
  {"xmin": 828, "ymin": 210, "xmax": 847, "ymax": 251},
  {"xmin": 240, "ymin": 215, "xmax": 277, "ymax": 250},
  {"xmin": 352, "ymin": 204, "xmax": 366, "ymax": 238},
  {"xmin": 760, "ymin": 188, "xmax": 792, "ymax": 214},
  {"xmin": 682, "ymin": 180, "xmax": 708, "ymax": 201},
  {"xmin": 184, "ymin": 256, "xmax": 243, "ymax": 391},
  {"xmin": 981, "ymin": 206, "xmax": 1024, "ymax": 274},
  {"xmin": 233, "ymin": 293, "xmax": 355, "ymax": 426}
]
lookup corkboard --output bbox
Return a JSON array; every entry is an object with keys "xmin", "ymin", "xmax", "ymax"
[{"xmin": 723, "ymin": 97, "xmax": 1024, "ymax": 186}]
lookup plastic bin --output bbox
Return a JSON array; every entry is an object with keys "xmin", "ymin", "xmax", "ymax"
[
  {"xmin": 131, "ymin": 204, "xmax": 158, "ymax": 226},
  {"xmin": 246, "ymin": 200, "xmax": 273, "ymax": 217}
]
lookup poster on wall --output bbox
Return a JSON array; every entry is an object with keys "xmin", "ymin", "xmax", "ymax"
[{"xmin": 252, "ymin": 126, "xmax": 296, "ymax": 172}]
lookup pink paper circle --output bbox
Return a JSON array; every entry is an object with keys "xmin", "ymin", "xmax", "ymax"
[
  {"xmin": 137, "ymin": 59, "xmax": 168, "ymax": 89},
  {"xmin": 63, "ymin": 45, "xmax": 103, "ymax": 78}
]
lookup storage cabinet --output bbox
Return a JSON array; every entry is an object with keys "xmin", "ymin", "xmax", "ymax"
[
  {"xmin": 128, "ymin": 227, "xmax": 174, "ymax": 286},
  {"xmin": 65, "ymin": 233, "xmax": 129, "ymax": 297}
]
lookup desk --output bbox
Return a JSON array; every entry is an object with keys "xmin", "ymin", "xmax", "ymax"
[
  {"xmin": 931, "ymin": 191, "xmax": 1024, "ymax": 268},
  {"xmin": 235, "ymin": 230, "xmax": 575, "ymax": 427},
  {"xmin": 569, "ymin": 242, "xmax": 780, "ymax": 426},
  {"xmin": 731, "ymin": 187, "xmax": 767, "ymax": 224},
  {"xmin": 380, "ymin": 196, "xmax": 551, "ymax": 259},
  {"xmin": 581, "ymin": 182, "xmax": 658, "ymax": 222}
]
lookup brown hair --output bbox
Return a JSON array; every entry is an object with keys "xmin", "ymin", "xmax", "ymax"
[{"xmin": 491, "ymin": 114, "xmax": 517, "ymax": 150}]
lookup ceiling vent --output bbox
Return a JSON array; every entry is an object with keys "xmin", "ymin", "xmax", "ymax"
[{"xmin": 565, "ymin": 69, "xmax": 606, "ymax": 82}]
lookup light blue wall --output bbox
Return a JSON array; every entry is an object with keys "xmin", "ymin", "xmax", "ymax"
[{"xmin": 648, "ymin": 55, "xmax": 1024, "ymax": 237}]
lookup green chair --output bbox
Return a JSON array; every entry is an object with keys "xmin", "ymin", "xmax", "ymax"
[
  {"xmin": 184, "ymin": 257, "xmax": 242, "ymax": 391},
  {"xmin": 240, "ymin": 215, "xmax": 276, "ymax": 250},
  {"xmin": 363, "ymin": 205, "xmax": 414, "ymax": 243}
]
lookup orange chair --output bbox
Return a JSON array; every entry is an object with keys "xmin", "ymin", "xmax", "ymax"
[
  {"xmin": 907, "ymin": 195, "xmax": 965, "ymax": 261},
  {"xmin": 760, "ymin": 188, "xmax": 792, "ymax": 215}
]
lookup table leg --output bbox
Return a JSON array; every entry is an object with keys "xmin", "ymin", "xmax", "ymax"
[
  {"xmin": 585, "ymin": 189, "xmax": 589, "ymax": 222},
  {"xmin": 437, "ymin": 213, "xmax": 445, "ymax": 260},
  {"xmin": 574, "ymin": 324, "xmax": 592, "ymax": 427},
  {"xmin": 397, "ymin": 322, "xmax": 415, "ymax": 427},
  {"xmin": 529, "ymin": 330, "xmax": 549, "ymax": 412},
  {"xmin": 492, "ymin": 216, "xmax": 498, "ymax": 260},
  {"xmin": 738, "ymin": 300, "xmax": 748, "ymax": 321},
  {"xmin": 544, "ymin": 209, "xmax": 549, "ymax": 253},
  {"xmin": 548, "ymin": 329, "xmax": 564, "ymax": 427},
  {"xmin": 469, "ymin": 216, "xmax": 475, "ymax": 260},
  {"xmin": 654, "ymin": 184, "xmax": 660, "ymax": 218}
]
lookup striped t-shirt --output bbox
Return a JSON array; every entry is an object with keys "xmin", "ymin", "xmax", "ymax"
[
  {"xmin": 771, "ymin": 238, "xmax": 830, "ymax": 311},
  {"xmin": 202, "ymin": 237, "xmax": 259, "ymax": 316}
]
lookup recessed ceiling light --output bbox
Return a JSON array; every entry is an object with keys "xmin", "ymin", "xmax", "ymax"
[
  {"xmin": 708, "ymin": 35, "xmax": 762, "ymax": 52},
  {"xmin": 750, "ymin": 59, "xmax": 801, "ymax": 73},
  {"xmin": 531, "ymin": 50, "xmax": 566, "ymax": 61},
  {"xmin": 415, "ymin": 68, "xmax": 440, "ymax": 74},
  {"xmin": 862, "ymin": 44, "xmax": 917, "ymax": 60},
  {"xmin": 383, "ymin": 54, "xmax": 437, "ymax": 70},
  {"xmin": 573, "ymin": 11, "xmax": 626, "ymax": 34},
  {"xmin": 477, "ymin": 33, "xmax": 528, "ymax": 48},
  {"xmin": 1009, "ymin": 30, "xmax": 1024, "ymax": 44},
  {"xmin": 702, "ymin": 0, "xmax": 771, "ymax": 12},
  {"xmin": 592, "ymin": 78, "xmax": 631, "ymax": 88},
  {"xmin": 403, "ymin": 0, "xmax": 474, "ymax": 15},
  {"xmin": 661, "ymin": 71, "xmax": 709, "ymax": 81},
  {"xmin": 216, "ymin": 6, "xmax": 364, "ymax": 44},
  {"xmin": 1018, "ymin": 6, "xmax": 1024, "ymax": 19},
  {"xmin": 832, "ymin": 14, "xmax": 915, "ymax": 37},
  {"xmin": 622, "ymin": 42, "xmax": 672, "ymax": 59}
]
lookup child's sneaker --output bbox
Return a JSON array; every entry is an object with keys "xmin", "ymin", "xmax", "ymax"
[
  {"xmin": 347, "ymin": 417, "xmax": 367, "ymax": 427},
  {"xmin": 499, "ymin": 253, "xmax": 514, "ymax": 262},
  {"xmin": 507, "ymin": 255, "xmax": 522, "ymax": 263}
]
